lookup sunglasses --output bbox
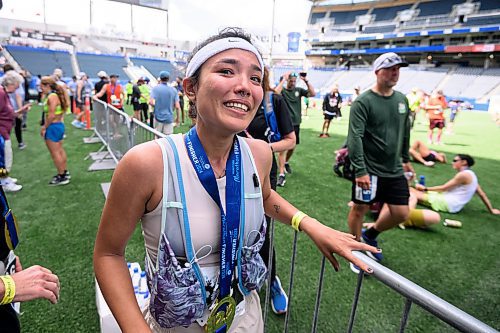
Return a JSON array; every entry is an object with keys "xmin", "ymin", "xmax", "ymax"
[
  {"xmin": 453, "ymin": 158, "xmax": 461, "ymax": 162},
  {"xmin": 289, "ymin": 72, "xmax": 298, "ymax": 78}
]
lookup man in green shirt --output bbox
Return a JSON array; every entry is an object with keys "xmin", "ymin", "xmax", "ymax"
[
  {"xmin": 275, "ymin": 71, "xmax": 315, "ymax": 187},
  {"xmin": 347, "ymin": 52, "xmax": 415, "ymax": 268}
]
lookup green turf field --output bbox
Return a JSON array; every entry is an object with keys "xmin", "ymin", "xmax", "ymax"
[{"xmin": 7, "ymin": 103, "xmax": 500, "ymax": 332}]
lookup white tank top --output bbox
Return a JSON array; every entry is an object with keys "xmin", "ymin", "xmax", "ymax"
[
  {"xmin": 444, "ymin": 169, "xmax": 478, "ymax": 213},
  {"xmin": 141, "ymin": 134, "xmax": 265, "ymax": 269}
]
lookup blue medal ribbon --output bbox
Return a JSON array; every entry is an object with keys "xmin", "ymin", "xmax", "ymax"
[{"xmin": 184, "ymin": 126, "xmax": 241, "ymax": 311}]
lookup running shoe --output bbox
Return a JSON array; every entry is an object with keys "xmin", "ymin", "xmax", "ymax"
[
  {"xmin": 18, "ymin": 143, "xmax": 26, "ymax": 150},
  {"xmin": 49, "ymin": 174, "xmax": 70, "ymax": 186},
  {"xmin": 71, "ymin": 120, "xmax": 85, "ymax": 129},
  {"xmin": 63, "ymin": 170, "xmax": 71, "ymax": 180},
  {"xmin": 361, "ymin": 229, "xmax": 383, "ymax": 262},
  {"xmin": 2, "ymin": 181, "xmax": 22, "ymax": 192},
  {"xmin": 277, "ymin": 174, "xmax": 286, "ymax": 187},
  {"xmin": 284, "ymin": 163, "xmax": 292, "ymax": 174},
  {"xmin": 270, "ymin": 276, "xmax": 288, "ymax": 314}
]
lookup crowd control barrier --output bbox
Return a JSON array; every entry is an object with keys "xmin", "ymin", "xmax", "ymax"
[{"xmin": 89, "ymin": 99, "xmax": 498, "ymax": 333}]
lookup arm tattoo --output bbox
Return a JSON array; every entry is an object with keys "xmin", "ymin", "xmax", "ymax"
[{"xmin": 273, "ymin": 205, "xmax": 280, "ymax": 214}]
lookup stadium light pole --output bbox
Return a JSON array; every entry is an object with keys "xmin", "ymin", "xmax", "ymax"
[{"xmin": 269, "ymin": 0, "xmax": 276, "ymax": 64}]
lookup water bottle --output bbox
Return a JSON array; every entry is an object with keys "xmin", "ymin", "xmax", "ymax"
[
  {"xmin": 132, "ymin": 267, "xmax": 140, "ymax": 293},
  {"xmin": 139, "ymin": 272, "xmax": 149, "ymax": 296},
  {"xmin": 362, "ymin": 189, "xmax": 371, "ymax": 202},
  {"xmin": 419, "ymin": 175, "xmax": 426, "ymax": 186},
  {"xmin": 443, "ymin": 219, "xmax": 462, "ymax": 228}
]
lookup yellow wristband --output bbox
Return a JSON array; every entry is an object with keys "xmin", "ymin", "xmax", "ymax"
[
  {"xmin": 0, "ymin": 275, "xmax": 16, "ymax": 305},
  {"xmin": 291, "ymin": 211, "xmax": 308, "ymax": 232}
]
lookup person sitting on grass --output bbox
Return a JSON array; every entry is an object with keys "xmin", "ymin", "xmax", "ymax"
[
  {"xmin": 409, "ymin": 140, "xmax": 447, "ymax": 167},
  {"xmin": 410, "ymin": 154, "xmax": 500, "ymax": 215}
]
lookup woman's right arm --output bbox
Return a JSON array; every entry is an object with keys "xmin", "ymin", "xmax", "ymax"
[{"xmin": 94, "ymin": 142, "xmax": 161, "ymax": 333}]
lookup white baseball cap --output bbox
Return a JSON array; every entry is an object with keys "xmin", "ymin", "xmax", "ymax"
[
  {"xmin": 97, "ymin": 70, "xmax": 108, "ymax": 78},
  {"xmin": 373, "ymin": 52, "xmax": 408, "ymax": 72}
]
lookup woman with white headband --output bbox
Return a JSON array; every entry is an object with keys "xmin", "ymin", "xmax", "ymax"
[{"xmin": 94, "ymin": 27, "xmax": 379, "ymax": 333}]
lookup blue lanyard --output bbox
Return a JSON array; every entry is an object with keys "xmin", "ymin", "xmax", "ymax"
[{"xmin": 184, "ymin": 126, "xmax": 242, "ymax": 300}]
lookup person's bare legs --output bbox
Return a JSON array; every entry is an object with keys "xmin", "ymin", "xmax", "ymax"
[
  {"xmin": 371, "ymin": 204, "xmax": 409, "ymax": 232},
  {"xmin": 46, "ymin": 140, "xmax": 66, "ymax": 174},
  {"xmin": 428, "ymin": 128, "xmax": 434, "ymax": 144},
  {"xmin": 278, "ymin": 150, "xmax": 287, "ymax": 175},
  {"xmin": 348, "ymin": 203, "xmax": 370, "ymax": 240},
  {"xmin": 436, "ymin": 128, "xmax": 443, "ymax": 144}
]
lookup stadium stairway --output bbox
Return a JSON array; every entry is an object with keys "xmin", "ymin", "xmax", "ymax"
[{"xmin": 0, "ymin": 48, "xmax": 22, "ymax": 72}]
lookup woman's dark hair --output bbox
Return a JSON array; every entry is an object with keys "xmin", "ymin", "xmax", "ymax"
[
  {"xmin": 185, "ymin": 27, "xmax": 261, "ymax": 119},
  {"xmin": 457, "ymin": 154, "xmax": 474, "ymax": 167},
  {"xmin": 262, "ymin": 67, "xmax": 274, "ymax": 93}
]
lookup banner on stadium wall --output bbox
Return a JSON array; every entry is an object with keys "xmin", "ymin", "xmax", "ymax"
[
  {"xmin": 287, "ymin": 32, "xmax": 301, "ymax": 53},
  {"xmin": 445, "ymin": 44, "xmax": 500, "ymax": 53},
  {"xmin": 11, "ymin": 28, "xmax": 75, "ymax": 45}
]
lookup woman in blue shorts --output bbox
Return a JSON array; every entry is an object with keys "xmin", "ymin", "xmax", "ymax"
[{"xmin": 40, "ymin": 77, "xmax": 70, "ymax": 186}]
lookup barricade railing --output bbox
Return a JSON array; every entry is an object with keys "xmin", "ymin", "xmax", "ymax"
[{"xmin": 89, "ymin": 100, "xmax": 498, "ymax": 333}]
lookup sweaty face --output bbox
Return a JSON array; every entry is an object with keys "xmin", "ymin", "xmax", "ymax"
[
  {"xmin": 190, "ymin": 48, "xmax": 263, "ymax": 134},
  {"xmin": 287, "ymin": 77, "xmax": 297, "ymax": 89},
  {"xmin": 376, "ymin": 65, "xmax": 400, "ymax": 88}
]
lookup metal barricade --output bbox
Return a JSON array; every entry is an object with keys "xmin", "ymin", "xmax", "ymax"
[
  {"xmin": 107, "ymin": 105, "xmax": 133, "ymax": 163},
  {"xmin": 130, "ymin": 118, "xmax": 166, "ymax": 147},
  {"xmin": 92, "ymin": 99, "xmax": 109, "ymax": 144}
]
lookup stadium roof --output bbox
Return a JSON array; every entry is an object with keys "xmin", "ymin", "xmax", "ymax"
[{"xmin": 310, "ymin": 0, "xmax": 376, "ymax": 4}]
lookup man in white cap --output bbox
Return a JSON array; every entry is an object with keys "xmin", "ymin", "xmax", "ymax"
[
  {"xmin": 149, "ymin": 71, "xmax": 180, "ymax": 134},
  {"xmin": 94, "ymin": 70, "xmax": 108, "ymax": 103},
  {"xmin": 346, "ymin": 52, "xmax": 415, "ymax": 271}
]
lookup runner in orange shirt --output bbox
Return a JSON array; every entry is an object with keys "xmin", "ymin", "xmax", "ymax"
[{"xmin": 425, "ymin": 89, "xmax": 447, "ymax": 145}]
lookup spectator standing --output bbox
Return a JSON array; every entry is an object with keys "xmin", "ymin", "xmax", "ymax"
[
  {"xmin": 67, "ymin": 76, "xmax": 78, "ymax": 114},
  {"xmin": 149, "ymin": 71, "xmax": 179, "ymax": 135},
  {"xmin": 0, "ymin": 71, "xmax": 30, "ymax": 192},
  {"xmin": 320, "ymin": 85, "xmax": 342, "ymax": 138},
  {"xmin": 138, "ymin": 78, "xmax": 151, "ymax": 123},
  {"xmin": 347, "ymin": 52, "xmax": 414, "ymax": 271},
  {"xmin": 425, "ymin": 89, "xmax": 447, "ymax": 145},
  {"xmin": 175, "ymin": 76, "xmax": 185, "ymax": 124},
  {"xmin": 131, "ymin": 78, "xmax": 143, "ymax": 120},
  {"xmin": 94, "ymin": 71, "xmax": 108, "ymax": 104},
  {"xmin": 3, "ymin": 65, "xmax": 27, "ymax": 150},
  {"xmin": 275, "ymin": 71, "xmax": 315, "ymax": 186},
  {"xmin": 40, "ymin": 76, "xmax": 70, "ymax": 186},
  {"xmin": 125, "ymin": 80, "xmax": 133, "ymax": 105},
  {"xmin": 72, "ymin": 72, "xmax": 93, "ymax": 129},
  {"xmin": 94, "ymin": 74, "xmax": 124, "ymax": 111}
]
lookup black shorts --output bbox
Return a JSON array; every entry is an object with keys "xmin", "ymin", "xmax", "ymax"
[
  {"xmin": 293, "ymin": 125, "xmax": 300, "ymax": 145},
  {"xmin": 351, "ymin": 175, "xmax": 409, "ymax": 206},
  {"xmin": 133, "ymin": 102, "xmax": 141, "ymax": 111},
  {"xmin": 324, "ymin": 113, "xmax": 336, "ymax": 120},
  {"xmin": 423, "ymin": 153, "xmax": 436, "ymax": 162}
]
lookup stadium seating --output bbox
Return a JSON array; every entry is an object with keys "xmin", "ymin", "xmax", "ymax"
[
  {"xmin": 463, "ymin": 14, "xmax": 500, "ymax": 27},
  {"xmin": 77, "ymin": 52, "xmax": 128, "ymax": 79},
  {"xmin": 363, "ymin": 25, "xmax": 397, "ymax": 34},
  {"xmin": 371, "ymin": 4, "xmax": 412, "ymax": 22},
  {"xmin": 330, "ymin": 9, "xmax": 367, "ymax": 25},
  {"xmin": 416, "ymin": 0, "xmax": 466, "ymax": 17},
  {"xmin": 6, "ymin": 45, "xmax": 73, "ymax": 77},
  {"xmin": 478, "ymin": 0, "xmax": 499, "ymax": 11},
  {"xmin": 129, "ymin": 56, "xmax": 182, "ymax": 80},
  {"xmin": 310, "ymin": 12, "xmax": 327, "ymax": 25}
]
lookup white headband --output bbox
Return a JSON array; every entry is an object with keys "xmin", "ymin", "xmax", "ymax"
[{"xmin": 186, "ymin": 37, "xmax": 264, "ymax": 78}]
